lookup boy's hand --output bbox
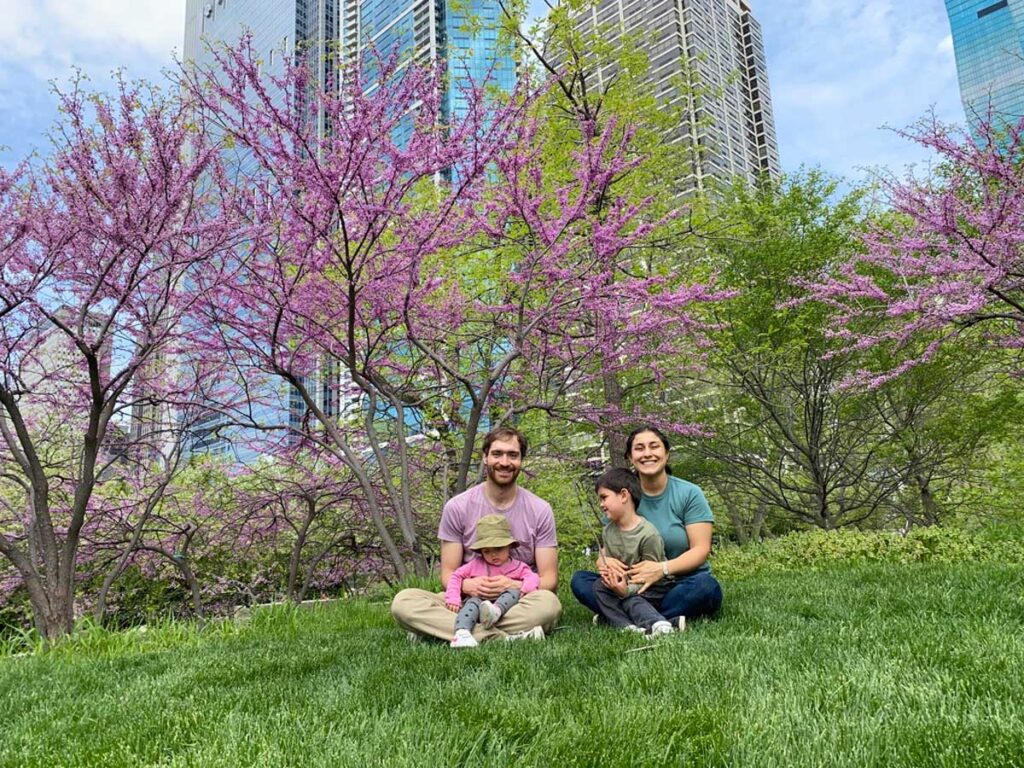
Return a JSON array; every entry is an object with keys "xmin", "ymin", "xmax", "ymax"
[
  {"xmin": 598, "ymin": 554, "xmax": 627, "ymax": 581},
  {"xmin": 446, "ymin": 603, "xmax": 460, "ymax": 613},
  {"xmin": 601, "ymin": 569, "xmax": 629, "ymax": 598}
]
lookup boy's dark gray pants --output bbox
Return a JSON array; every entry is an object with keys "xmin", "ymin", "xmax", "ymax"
[{"xmin": 592, "ymin": 580, "xmax": 673, "ymax": 630}]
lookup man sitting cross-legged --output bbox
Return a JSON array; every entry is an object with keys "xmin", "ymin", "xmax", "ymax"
[{"xmin": 390, "ymin": 426, "xmax": 561, "ymax": 643}]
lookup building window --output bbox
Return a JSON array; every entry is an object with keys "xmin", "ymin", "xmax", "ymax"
[{"xmin": 978, "ymin": 1, "xmax": 1009, "ymax": 18}]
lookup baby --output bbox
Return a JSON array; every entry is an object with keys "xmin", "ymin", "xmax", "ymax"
[{"xmin": 445, "ymin": 514, "xmax": 540, "ymax": 648}]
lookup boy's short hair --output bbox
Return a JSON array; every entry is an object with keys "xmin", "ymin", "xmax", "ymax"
[{"xmin": 594, "ymin": 467, "xmax": 641, "ymax": 509}]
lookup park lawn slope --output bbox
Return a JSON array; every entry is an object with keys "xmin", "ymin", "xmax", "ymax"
[{"xmin": 0, "ymin": 562, "xmax": 1022, "ymax": 767}]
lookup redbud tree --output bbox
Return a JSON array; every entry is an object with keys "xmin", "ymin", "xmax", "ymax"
[
  {"xmin": 0, "ymin": 76, "xmax": 239, "ymax": 641},
  {"xmin": 184, "ymin": 38, "xmax": 722, "ymax": 579},
  {"xmin": 803, "ymin": 116, "xmax": 1024, "ymax": 385}
]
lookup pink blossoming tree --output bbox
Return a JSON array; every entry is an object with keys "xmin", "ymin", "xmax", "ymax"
[
  {"xmin": 0, "ymin": 76, "xmax": 240, "ymax": 641},
  {"xmin": 803, "ymin": 116, "xmax": 1024, "ymax": 385},
  {"xmin": 184, "ymin": 39, "xmax": 722, "ymax": 579}
]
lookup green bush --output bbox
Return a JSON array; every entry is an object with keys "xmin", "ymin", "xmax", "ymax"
[
  {"xmin": 520, "ymin": 465, "xmax": 603, "ymax": 557},
  {"xmin": 713, "ymin": 525, "xmax": 1024, "ymax": 580},
  {"xmin": 0, "ymin": 585, "xmax": 35, "ymax": 642}
]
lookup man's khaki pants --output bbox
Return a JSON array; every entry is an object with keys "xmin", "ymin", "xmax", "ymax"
[{"xmin": 391, "ymin": 588, "xmax": 562, "ymax": 642}]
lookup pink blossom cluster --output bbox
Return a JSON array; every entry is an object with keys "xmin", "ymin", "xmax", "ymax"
[{"xmin": 800, "ymin": 114, "xmax": 1024, "ymax": 386}]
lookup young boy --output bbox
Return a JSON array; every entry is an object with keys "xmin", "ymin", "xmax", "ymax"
[{"xmin": 593, "ymin": 468, "xmax": 676, "ymax": 636}]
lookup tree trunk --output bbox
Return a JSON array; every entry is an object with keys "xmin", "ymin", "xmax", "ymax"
[
  {"xmin": 177, "ymin": 556, "xmax": 204, "ymax": 623},
  {"xmin": 287, "ymin": 498, "xmax": 315, "ymax": 602},
  {"xmin": 751, "ymin": 503, "xmax": 767, "ymax": 542},
  {"xmin": 711, "ymin": 480, "xmax": 748, "ymax": 544},
  {"xmin": 25, "ymin": 577, "xmax": 74, "ymax": 643},
  {"xmin": 915, "ymin": 473, "xmax": 942, "ymax": 526},
  {"xmin": 603, "ymin": 371, "xmax": 628, "ymax": 468}
]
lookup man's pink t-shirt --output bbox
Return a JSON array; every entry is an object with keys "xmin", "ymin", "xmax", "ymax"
[{"xmin": 437, "ymin": 484, "xmax": 557, "ymax": 568}]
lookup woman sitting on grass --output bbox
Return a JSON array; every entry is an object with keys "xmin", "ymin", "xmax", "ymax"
[
  {"xmin": 446, "ymin": 514, "xmax": 541, "ymax": 648},
  {"xmin": 571, "ymin": 426, "xmax": 723, "ymax": 626}
]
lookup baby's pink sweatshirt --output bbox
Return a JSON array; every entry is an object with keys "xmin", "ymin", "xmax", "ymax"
[{"xmin": 444, "ymin": 556, "xmax": 540, "ymax": 605}]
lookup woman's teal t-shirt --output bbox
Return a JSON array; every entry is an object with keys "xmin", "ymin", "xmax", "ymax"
[{"xmin": 638, "ymin": 476, "xmax": 715, "ymax": 573}]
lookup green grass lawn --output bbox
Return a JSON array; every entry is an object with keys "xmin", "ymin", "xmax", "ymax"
[{"xmin": 1, "ymin": 563, "xmax": 1022, "ymax": 767}]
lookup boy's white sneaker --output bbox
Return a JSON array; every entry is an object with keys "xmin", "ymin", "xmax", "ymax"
[
  {"xmin": 451, "ymin": 629, "xmax": 478, "ymax": 648},
  {"xmin": 650, "ymin": 620, "xmax": 673, "ymax": 637},
  {"xmin": 623, "ymin": 624, "xmax": 646, "ymax": 634},
  {"xmin": 479, "ymin": 600, "xmax": 503, "ymax": 629},
  {"xmin": 505, "ymin": 625, "xmax": 545, "ymax": 642}
]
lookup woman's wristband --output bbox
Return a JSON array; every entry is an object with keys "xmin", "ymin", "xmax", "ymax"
[{"xmin": 662, "ymin": 561, "xmax": 670, "ymax": 577}]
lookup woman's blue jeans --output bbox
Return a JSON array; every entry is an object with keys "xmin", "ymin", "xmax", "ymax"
[{"xmin": 570, "ymin": 569, "xmax": 723, "ymax": 621}]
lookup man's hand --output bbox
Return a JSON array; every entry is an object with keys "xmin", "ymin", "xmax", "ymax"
[
  {"xmin": 461, "ymin": 576, "xmax": 516, "ymax": 599},
  {"xmin": 488, "ymin": 575, "xmax": 523, "ymax": 592}
]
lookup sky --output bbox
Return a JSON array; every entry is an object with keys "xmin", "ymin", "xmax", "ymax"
[{"xmin": 0, "ymin": 0, "xmax": 963, "ymax": 185}]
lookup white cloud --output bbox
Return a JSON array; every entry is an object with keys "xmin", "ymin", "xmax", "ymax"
[
  {"xmin": 779, "ymin": 82, "xmax": 846, "ymax": 107},
  {"xmin": 760, "ymin": 0, "xmax": 961, "ymax": 180},
  {"xmin": 0, "ymin": 0, "xmax": 186, "ymax": 165},
  {"xmin": 850, "ymin": 0, "xmax": 897, "ymax": 47},
  {"xmin": 0, "ymin": 0, "xmax": 184, "ymax": 81},
  {"xmin": 937, "ymin": 34, "xmax": 954, "ymax": 57},
  {"xmin": 48, "ymin": 0, "xmax": 184, "ymax": 55}
]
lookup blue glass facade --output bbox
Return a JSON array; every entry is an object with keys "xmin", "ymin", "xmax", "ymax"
[
  {"xmin": 343, "ymin": 0, "xmax": 516, "ymax": 120},
  {"xmin": 946, "ymin": 0, "xmax": 1024, "ymax": 126},
  {"xmin": 186, "ymin": 0, "xmax": 515, "ymax": 146},
  {"xmin": 183, "ymin": 0, "xmax": 346, "ymax": 464},
  {"xmin": 444, "ymin": 1, "xmax": 516, "ymax": 117}
]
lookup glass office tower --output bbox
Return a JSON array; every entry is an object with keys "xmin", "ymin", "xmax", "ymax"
[
  {"xmin": 186, "ymin": 0, "xmax": 515, "ymax": 142},
  {"xmin": 183, "ymin": 0, "xmax": 349, "ymax": 462},
  {"xmin": 564, "ymin": 0, "xmax": 780, "ymax": 193},
  {"xmin": 341, "ymin": 0, "xmax": 516, "ymax": 121},
  {"xmin": 945, "ymin": 0, "xmax": 1024, "ymax": 127},
  {"xmin": 185, "ymin": 0, "xmax": 339, "ymax": 82}
]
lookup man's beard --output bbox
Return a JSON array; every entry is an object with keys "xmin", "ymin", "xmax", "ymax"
[{"xmin": 486, "ymin": 463, "xmax": 519, "ymax": 486}]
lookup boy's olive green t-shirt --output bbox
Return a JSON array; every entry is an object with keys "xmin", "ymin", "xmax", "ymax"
[{"xmin": 602, "ymin": 517, "xmax": 665, "ymax": 566}]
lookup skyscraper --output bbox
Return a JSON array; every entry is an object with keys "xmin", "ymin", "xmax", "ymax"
[
  {"xmin": 21, "ymin": 309, "xmax": 113, "ymax": 402},
  {"xmin": 564, "ymin": 0, "xmax": 780, "ymax": 192},
  {"xmin": 945, "ymin": 0, "xmax": 1024, "ymax": 127},
  {"xmin": 184, "ymin": 1, "xmax": 346, "ymax": 461},
  {"xmin": 340, "ymin": 1, "xmax": 516, "ymax": 120},
  {"xmin": 184, "ymin": 1, "xmax": 339, "ymax": 86},
  {"xmin": 184, "ymin": 1, "xmax": 514, "ymax": 117}
]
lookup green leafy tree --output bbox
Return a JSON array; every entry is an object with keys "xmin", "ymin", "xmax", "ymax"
[{"xmin": 691, "ymin": 172, "xmax": 1009, "ymax": 534}]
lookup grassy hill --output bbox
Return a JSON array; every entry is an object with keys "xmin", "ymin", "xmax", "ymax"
[{"xmin": 1, "ymin": 562, "xmax": 1022, "ymax": 767}]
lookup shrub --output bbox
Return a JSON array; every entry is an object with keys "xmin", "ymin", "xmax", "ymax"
[{"xmin": 713, "ymin": 526, "xmax": 1024, "ymax": 580}]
